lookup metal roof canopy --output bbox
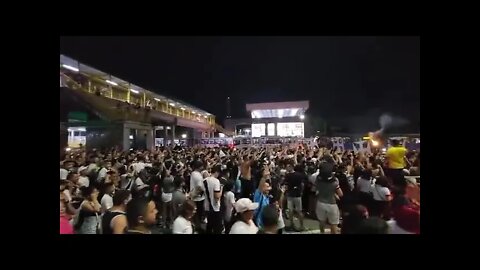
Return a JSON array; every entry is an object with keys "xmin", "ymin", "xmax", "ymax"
[
  {"xmin": 60, "ymin": 54, "xmax": 212, "ymax": 116},
  {"xmin": 246, "ymin": 101, "xmax": 309, "ymax": 119}
]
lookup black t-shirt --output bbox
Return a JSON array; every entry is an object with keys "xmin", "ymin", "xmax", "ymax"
[{"xmin": 285, "ymin": 172, "xmax": 307, "ymax": 197}]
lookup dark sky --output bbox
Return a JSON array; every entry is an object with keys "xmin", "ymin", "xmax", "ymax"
[{"xmin": 60, "ymin": 36, "xmax": 420, "ymax": 131}]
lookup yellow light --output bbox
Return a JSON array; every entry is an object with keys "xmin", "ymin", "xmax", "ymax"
[
  {"xmin": 371, "ymin": 140, "xmax": 379, "ymax": 147},
  {"xmin": 363, "ymin": 136, "xmax": 371, "ymax": 140}
]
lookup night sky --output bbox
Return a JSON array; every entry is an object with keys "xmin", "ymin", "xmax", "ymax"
[{"xmin": 60, "ymin": 36, "xmax": 420, "ymax": 132}]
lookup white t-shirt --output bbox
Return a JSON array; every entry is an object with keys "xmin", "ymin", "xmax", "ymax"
[
  {"xmin": 133, "ymin": 162, "xmax": 146, "ymax": 174},
  {"xmin": 277, "ymin": 209, "xmax": 285, "ymax": 229},
  {"xmin": 63, "ymin": 189, "xmax": 72, "ymax": 202},
  {"xmin": 204, "ymin": 176, "xmax": 221, "ymax": 212},
  {"xmin": 78, "ymin": 176, "xmax": 90, "ymax": 188},
  {"xmin": 190, "ymin": 171, "xmax": 205, "ymax": 202},
  {"xmin": 229, "ymin": 220, "xmax": 258, "ymax": 234},
  {"xmin": 101, "ymin": 194, "xmax": 113, "ymax": 213},
  {"xmin": 357, "ymin": 177, "xmax": 372, "ymax": 193},
  {"xmin": 371, "ymin": 185, "xmax": 391, "ymax": 201},
  {"xmin": 172, "ymin": 216, "xmax": 193, "ymax": 234},
  {"xmin": 97, "ymin": 167, "xmax": 108, "ymax": 181},
  {"xmin": 224, "ymin": 191, "xmax": 236, "ymax": 222},
  {"xmin": 60, "ymin": 168, "xmax": 68, "ymax": 180}
]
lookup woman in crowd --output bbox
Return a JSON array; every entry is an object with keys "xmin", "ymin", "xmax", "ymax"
[
  {"xmin": 172, "ymin": 200, "xmax": 196, "ymax": 234},
  {"xmin": 315, "ymin": 162, "xmax": 343, "ymax": 234},
  {"xmin": 125, "ymin": 197, "xmax": 158, "ymax": 234},
  {"xmin": 74, "ymin": 186, "xmax": 101, "ymax": 234},
  {"xmin": 229, "ymin": 198, "xmax": 259, "ymax": 234},
  {"xmin": 101, "ymin": 189, "xmax": 131, "ymax": 234}
]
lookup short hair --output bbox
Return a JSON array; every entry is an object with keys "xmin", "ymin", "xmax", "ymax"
[
  {"xmin": 391, "ymin": 139, "xmax": 400, "ymax": 147},
  {"xmin": 66, "ymin": 172, "xmax": 78, "ymax": 181},
  {"xmin": 173, "ymin": 175, "xmax": 185, "ymax": 188},
  {"xmin": 113, "ymin": 189, "xmax": 131, "ymax": 206},
  {"xmin": 375, "ymin": 176, "xmax": 390, "ymax": 187},
  {"xmin": 179, "ymin": 200, "xmax": 196, "ymax": 218},
  {"xmin": 211, "ymin": 164, "xmax": 222, "ymax": 174},
  {"xmin": 357, "ymin": 217, "xmax": 389, "ymax": 234},
  {"xmin": 80, "ymin": 185, "xmax": 96, "ymax": 198},
  {"xmin": 126, "ymin": 198, "xmax": 150, "ymax": 227},
  {"xmin": 192, "ymin": 160, "xmax": 204, "ymax": 170},
  {"xmin": 261, "ymin": 205, "xmax": 279, "ymax": 227}
]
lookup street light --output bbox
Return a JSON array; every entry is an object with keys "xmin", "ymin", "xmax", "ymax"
[
  {"xmin": 181, "ymin": 134, "xmax": 187, "ymax": 139},
  {"xmin": 300, "ymin": 114, "xmax": 305, "ymax": 120}
]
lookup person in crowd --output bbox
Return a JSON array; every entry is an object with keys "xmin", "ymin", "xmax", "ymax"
[
  {"xmin": 74, "ymin": 186, "xmax": 101, "ymax": 234},
  {"xmin": 223, "ymin": 181, "xmax": 236, "ymax": 233},
  {"xmin": 60, "ymin": 191, "xmax": 74, "ymax": 234},
  {"xmin": 370, "ymin": 176, "xmax": 392, "ymax": 219},
  {"xmin": 386, "ymin": 139, "xmax": 408, "ymax": 190},
  {"xmin": 257, "ymin": 205, "xmax": 279, "ymax": 234},
  {"xmin": 239, "ymin": 154, "xmax": 253, "ymax": 199},
  {"xmin": 190, "ymin": 160, "xmax": 206, "ymax": 232},
  {"xmin": 229, "ymin": 198, "xmax": 259, "ymax": 234},
  {"xmin": 161, "ymin": 168, "xmax": 175, "ymax": 229},
  {"xmin": 285, "ymin": 164, "xmax": 307, "ymax": 231},
  {"xmin": 357, "ymin": 217, "xmax": 390, "ymax": 234},
  {"xmin": 101, "ymin": 189, "xmax": 131, "ymax": 234},
  {"xmin": 356, "ymin": 169, "xmax": 374, "ymax": 211},
  {"xmin": 125, "ymin": 197, "xmax": 158, "ymax": 234},
  {"xmin": 100, "ymin": 181, "xmax": 115, "ymax": 213},
  {"xmin": 172, "ymin": 175, "xmax": 187, "ymax": 219},
  {"xmin": 204, "ymin": 164, "xmax": 223, "ymax": 234},
  {"xmin": 341, "ymin": 204, "xmax": 369, "ymax": 234},
  {"xmin": 253, "ymin": 167, "xmax": 271, "ymax": 227},
  {"xmin": 269, "ymin": 194, "xmax": 285, "ymax": 234},
  {"xmin": 315, "ymin": 162, "xmax": 343, "ymax": 234},
  {"xmin": 172, "ymin": 200, "xmax": 196, "ymax": 234},
  {"xmin": 78, "ymin": 168, "xmax": 90, "ymax": 188}
]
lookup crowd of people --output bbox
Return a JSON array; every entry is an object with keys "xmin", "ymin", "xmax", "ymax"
[{"xmin": 60, "ymin": 139, "xmax": 420, "ymax": 234}]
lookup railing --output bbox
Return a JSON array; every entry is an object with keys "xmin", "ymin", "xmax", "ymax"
[{"xmin": 60, "ymin": 72, "xmax": 216, "ymax": 127}]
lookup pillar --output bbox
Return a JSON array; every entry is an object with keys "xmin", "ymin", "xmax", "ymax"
[
  {"xmin": 172, "ymin": 125, "xmax": 176, "ymax": 146},
  {"xmin": 146, "ymin": 128, "xmax": 154, "ymax": 151},
  {"xmin": 122, "ymin": 125, "xmax": 130, "ymax": 151}
]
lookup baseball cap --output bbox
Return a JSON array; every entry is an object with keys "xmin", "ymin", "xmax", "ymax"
[{"xmin": 234, "ymin": 198, "xmax": 259, "ymax": 213}]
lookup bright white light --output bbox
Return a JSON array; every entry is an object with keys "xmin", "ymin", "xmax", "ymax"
[
  {"xmin": 65, "ymin": 147, "xmax": 71, "ymax": 152},
  {"xmin": 62, "ymin": 64, "xmax": 79, "ymax": 72},
  {"xmin": 154, "ymin": 98, "xmax": 161, "ymax": 101},
  {"xmin": 219, "ymin": 133, "xmax": 225, "ymax": 138},
  {"xmin": 169, "ymin": 103, "xmax": 175, "ymax": 107},
  {"xmin": 204, "ymin": 115, "xmax": 208, "ymax": 118},
  {"xmin": 278, "ymin": 109, "xmax": 284, "ymax": 119},
  {"xmin": 130, "ymin": 89, "xmax": 139, "ymax": 94},
  {"xmin": 167, "ymin": 126, "xmax": 171, "ymax": 130},
  {"xmin": 181, "ymin": 107, "xmax": 186, "ymax": 110},
  {"xmin": 382, "ymin": 148, "xmax": 387, "ymax": 152},
  {"xmin": 181, "ymin": 134, "xmax": 187, "ymax": 139},
  {"xmin": 129, "ymin": 135, "xmax": 134, "ymax": 140},
  {"xmin": 300, "ymin": 115, "xmax": 305, "ymax": 120},
  {"xmin": 371, "ymin": 140, "xmax": 379, "ymax": 147},
  {"xmin": 106, "ymin": 80, "xmax": 118, "ymax": 86}
]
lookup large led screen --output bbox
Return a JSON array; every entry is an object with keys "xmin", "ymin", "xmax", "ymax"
[
  {"xmin": 276, "ymin": 122, "xmax": 304, "ymax": 137},
  {"xmin": 251, "ymin": 123, "xmax": 266, "ymax": 137}
]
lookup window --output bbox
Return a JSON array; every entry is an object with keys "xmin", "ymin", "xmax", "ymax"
[
  {"xmin": 80, "ymin": 131, "xmax": 86, "ymax": 136},
  {"xmin": 74, "ymin": 131, "xmax": 80, "ymax": 136}
]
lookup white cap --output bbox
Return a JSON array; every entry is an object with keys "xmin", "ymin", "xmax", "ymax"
[{"xmin": 234, "ymin": 198, "xmax": 259, "ymax": 213}]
